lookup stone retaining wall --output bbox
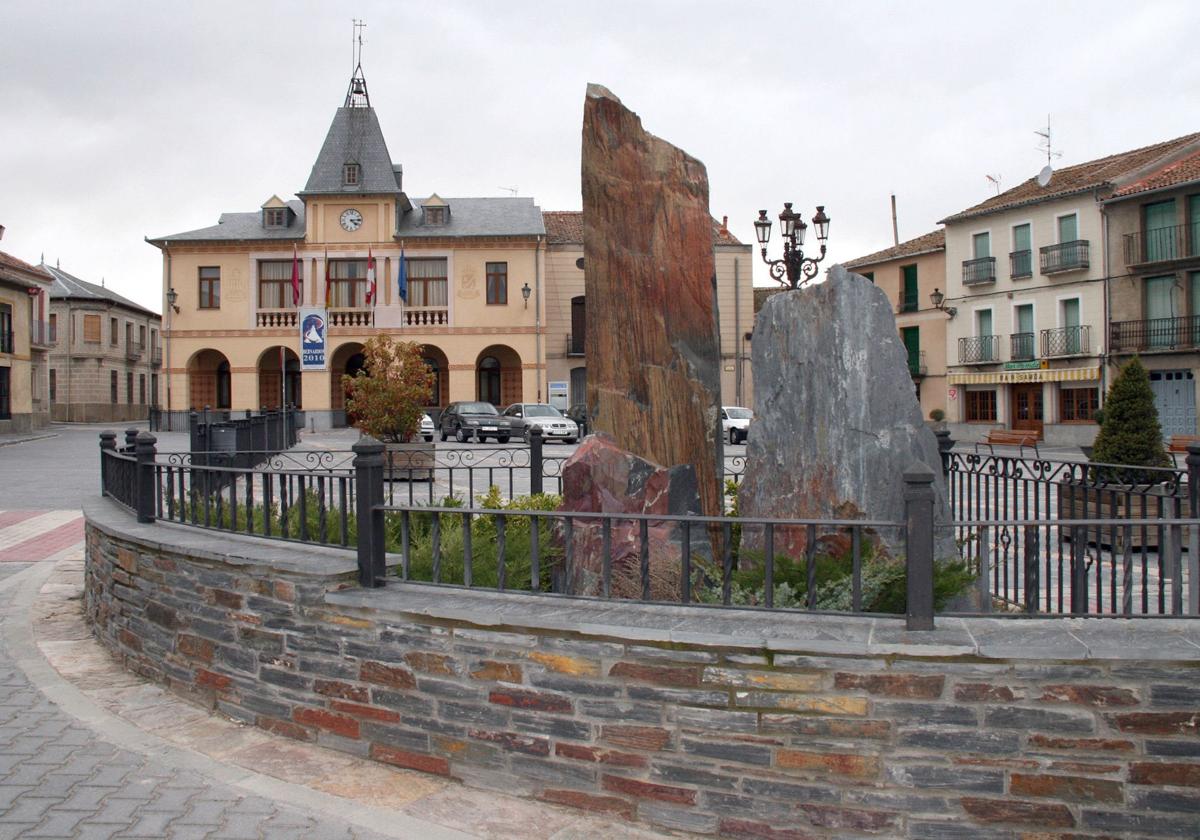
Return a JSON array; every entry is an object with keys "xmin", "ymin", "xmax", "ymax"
[{"xmin": 84, "ymin": 500, "xmax": 1200, "ymax": 838}]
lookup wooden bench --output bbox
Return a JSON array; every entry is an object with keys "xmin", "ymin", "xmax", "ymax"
[
  {"xmin": 975, "ymin": 429, "xmax": 1041, "ymax": 458},
  {"xmin": 1168, "ymin": 434, "xmax": 1200, "ymax": 453}
]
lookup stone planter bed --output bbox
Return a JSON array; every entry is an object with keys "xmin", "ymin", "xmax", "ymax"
[{"xmin": 84, "ymin": 498, "xmax": 1200, "ymax": 838}]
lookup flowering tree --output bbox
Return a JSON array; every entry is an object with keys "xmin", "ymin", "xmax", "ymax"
[{"xmin": 342, "ymin": 336, "xmax": 435, "ymax": 443}]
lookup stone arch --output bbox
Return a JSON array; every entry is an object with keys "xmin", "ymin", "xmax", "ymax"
[
  {"xmin": 476, "ymin": 344, "xmax": 522, "ymax": 407},
  {"xmin": 187, "ymin": 348, "xmax": 231, "ymax": 410},
  {"xmin": 420, "ymin": 344, "xmax": 449, "ymax": 409},
  {"xmin": 256, "ymin": 346, "xmax": 302, "ymax": 409},
  {"xmin": 329, "ymin": 342, "xmax": 366, "ymax": 423}
]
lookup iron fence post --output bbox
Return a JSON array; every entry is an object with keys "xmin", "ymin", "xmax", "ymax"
[
  {"xmin": 124, "ymin": 427, "xmax": 139, "ymax": 452},
  {"xmin": 135, "ymin": 431, "xmax": 157, "ymax": 524},
  {"xmin": 529, "ymin": 427, "xmax": 544, "ymax": 495},
  {"xmin": 935, "ymin": 429, "xmax": 954, "ymax": 478},
  {"xmin": 1070, "ymin": 525, "xmax": 1088, "ymax": 613},
  {"xmin": 99, "ymin": 431, "xmax": 116, "ymax": 494},
  {"xmin": 1023, "ymin": 524, "xmax": 1039, "ymax": 613},
  {"xmin": 904, "ymin": 463, "xmax": 936, "ymax": 630},
  {"xmin": 353, "ymin": 435, "xmax": 386, "ymax": 588},
  {"xmin": 1188, "ymin": 444, "xmax": 1200, "ymax": 615}
]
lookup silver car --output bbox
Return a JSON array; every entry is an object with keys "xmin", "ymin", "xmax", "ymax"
[{"xmin": 503, "ymin": 403, "xmax": 579, "ymax": 444}]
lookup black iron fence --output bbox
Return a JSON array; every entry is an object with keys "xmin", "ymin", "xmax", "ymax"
[
  {"xmin": 962, "ymin": 256, "xmax": 996, "ymax": 285},
  {"xmin": 1010, "ymin": 332, "xmax": 1035, "ymax": 361},
  {"xmin": 100, "ymin": 431, "xmax": 1200, "ymax": 623},
  {"xmin": 1009, "ymin": 249, "xmax": 1032, "ymax": 278},
  {"xmin": 1040, "ymin": 240, "xmax": 1089, "ymax": 273},
  {"xmin": 1042, "ymin": 324, "xmax": 1089, "ymax": 357},
  {"xmin": 1124, "ymin": 222, "xmax": 1200, "ymax": 266},
  {"xmin": 1109, "ymin": 315, "xmax": 1200, "ymax": 353},
  {"xmin": 958, "ymin": 334, "xmax": 1000, "ymax": 364}
]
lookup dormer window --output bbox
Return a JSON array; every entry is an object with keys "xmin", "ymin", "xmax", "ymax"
[
  {"xmin": 424, "ymin": 207, "xmax": 446, "ymax": 225},
  {"xmin": 264, "ymin": 207, "xmax": 287, "ymax": 228},
  {"xmin": 343, "ymin": 163, "xmax": 360, "ymax": 186}
]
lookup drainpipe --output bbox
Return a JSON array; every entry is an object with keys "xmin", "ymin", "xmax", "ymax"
[
  {"xmin": 734, "ymin": 255, "xmax": 742, "ymax": 406},
  {"xmin": 1100, "ymin": 194, "xmax": 1109, "ymax": 408},
  {"xmin": 535, "ymin": 235, "xmax": 543, "ymax": 403}
]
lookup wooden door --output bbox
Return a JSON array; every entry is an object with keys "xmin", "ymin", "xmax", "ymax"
[{"xmin": 1011, "ymin": 384, "xmax": 1044, "ymax": 438}]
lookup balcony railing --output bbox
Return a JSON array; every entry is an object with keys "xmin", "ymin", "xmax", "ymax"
[
  {"xmin": 0, "ymin": 329, "xmax": 13, "ymax": 354},
  {"xmin": 1041, "ymin": 324, "xmax": 1090, "ymax": 357},
  {"xmin": 962, "ymin": 256, "xmax": 996, "ymax": 285},
  {"xmin": 329, "ymin": 308, "xmax": 376, "ymax": 328},
  {"xmin": 907, "ymin": 350, "xmax": 927, "ymax": 377},
  {"xmin": 150, "ymin": 346, "xmax": 163, "ymax": 367},
  {"xmin": 1009, "ymin": 250, "xmax": 1032, "ymax": 279},
  {"xmin": 1110, "ymin": 316, "xmax": 1200, "ymax": 353},
  {"xmin": 1010, "ymin": 332, "xmax": 1036, "ymax": 361},
  {"xmin": 401, "ymin": 307, "xmax": 449, "ymax": 328},
  {"xmin": 257, "ymin": 309, "xmax": 298, "ymax": 328},
  {"xmin": 126, "ymin": 341, "xmax": 144, "ymax": 360},
  {"xmin": 1040, "ymin": 240, "xmax": 1089, "ymax": 274},
  {"xmin": 566, "ymin": 333, "xmax": 585, "ymax": 356},
  {"xmin": 30, "ymin": 321, "xmax": 56, "ymax": 348},
  {"xmin": 1124, "ymin": 223, "xmax": 1200, "ymax": 266},
  {"xmin": 958, "ymin": 335, "xmax": 1000, "ymax": 364}
]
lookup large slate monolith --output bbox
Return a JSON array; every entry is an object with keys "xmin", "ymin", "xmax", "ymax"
[
  {"xmin": 738, "ymin": 265, "xmax": 956, "ymax": 561},
  {"xmin": 577, "ymin": 83, "xmax": 723, "ymax": 520}
]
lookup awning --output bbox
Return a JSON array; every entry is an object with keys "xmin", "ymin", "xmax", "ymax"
[{"xmin": 948, "ymin": 366, "xmax": 1101, "ymax": 385}]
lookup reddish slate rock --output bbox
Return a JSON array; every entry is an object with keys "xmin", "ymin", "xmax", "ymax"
[
  {"xmin": 560, "ymin": 434, "xmax": 702, "ymax": 597},
  {"xmin": 580, "ymin": 83, "xmax": 723, "ymax": 520}
]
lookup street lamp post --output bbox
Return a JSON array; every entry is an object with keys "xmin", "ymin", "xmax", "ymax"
[
  {"xmin": 754, "ymin": 203, "xmax": 830, "ymax": 289},
  {"xmin": 166, "ymin": 287, "xmax": 179, "ymax": 428}
]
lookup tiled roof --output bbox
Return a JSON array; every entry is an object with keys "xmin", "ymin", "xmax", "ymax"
[
  {"xmin": 41, "ymin": 263, "xmax": 158, "ymax": 317},
  {"xmin": 0, "ymin": 250, "xmax": 53, "ymax": 284},
  {"xmin": 149, "ymin": 201, "xmax": 306, "ymax": 244},
  {"xmin": 1112, "ymin": 148, "xmax": 1200, "ymax": 198},
  {"xmin": 940, "ymin": 132, "xmax": 1200, "ymax": 224},
  {"xmin": 843, "ymin": 229, "xmax": 945, "ymax": 269},
  {"xmin": 542, "ymin": 211, "xmax": 743, "ymax": 246},
  {"xmin": 397, "ymin": 197, "xmax": 545, "ymax": 239},
  {"xmin": 301, "ymin": 107, "xmax": 403, "ymax": 196}
]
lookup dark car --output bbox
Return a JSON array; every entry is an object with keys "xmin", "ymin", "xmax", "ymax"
[
  {"xmin": 438, "ymin": 401, "xmax": 517, "ymax": 443},
  {"xmin": 565, "ymin": 403, "xmax": 589, "ymax": 437}
]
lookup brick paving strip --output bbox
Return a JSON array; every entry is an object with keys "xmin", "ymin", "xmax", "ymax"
[{"xmin": 0, "ymin": 518, "xmax": 674, "ymax": 839}]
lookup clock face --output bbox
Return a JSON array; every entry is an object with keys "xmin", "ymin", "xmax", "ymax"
[{"xmin": 339, "ymin": 209, "xmax": 363, "ymax": 232}]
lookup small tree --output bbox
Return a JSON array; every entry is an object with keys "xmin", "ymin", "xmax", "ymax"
[
  {"xmin": 1090, "ymin": 357, "xmax": 1170, "ymax": 482},
  {"xmin": 342, "ymin": 336, "xmax": 435, "ymax": 443}
]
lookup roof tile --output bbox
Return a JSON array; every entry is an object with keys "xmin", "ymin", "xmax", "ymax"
[
  {"xmin": 1112, "ymin": 148, "xmax": 1200, "ymax": 198},
  {"xmin": 542, "ymin": 211, "xmax": 742, "ymax": 245},
  {"xmin": 843, "ymin": 229, "xmax": 945, "ymax": 269}
]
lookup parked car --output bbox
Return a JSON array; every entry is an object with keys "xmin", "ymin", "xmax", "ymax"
[
  {"xmin": 418, "ymin": 412, "xmax": 434, "ymax": 443},
  {"xmin": 438, "ymin": 402, "xmax": 517, "ymax": 443},
  {"xmin": 721, "ymin": 406, "xmax": 753, "ymax": 444},
  {"xmin": 566, "ymin": 403, "xmax": 589, "ymax": 437},
  {"xmin": 503, "ymin": 403, "xmax": 579, "ymax": 444}
]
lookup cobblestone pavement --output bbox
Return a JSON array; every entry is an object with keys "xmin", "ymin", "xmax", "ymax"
[{"xmin": 0, "ymin": 510, "xmax": 673, "ymax": 840}]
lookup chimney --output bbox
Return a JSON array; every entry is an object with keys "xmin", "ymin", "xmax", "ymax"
[{"xmin": 719, "ymin": 215, "xmax": 729, "ymax": 234}]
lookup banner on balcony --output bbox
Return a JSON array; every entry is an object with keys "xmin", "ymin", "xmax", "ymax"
[{"xmin": 299, "ymin": 307, "xmax": 328, "ymax": 371}]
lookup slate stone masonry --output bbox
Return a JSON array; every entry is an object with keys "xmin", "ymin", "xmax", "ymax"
[{"xmin": 85, "ymin": 500, "xmax": 1200, "ymax": 838}]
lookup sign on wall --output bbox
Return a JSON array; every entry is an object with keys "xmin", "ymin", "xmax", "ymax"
[
  {"xmin": 548, "ymin": 381, "xmax": 568, "ymax": 410},
  {"xmin": 299, "ymin": 307, "xmax": 327, "ymax": 371}
]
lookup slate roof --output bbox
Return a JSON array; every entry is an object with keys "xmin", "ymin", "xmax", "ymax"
[
  {"xmin": 149, "ymin": 201, "xmax": 306, "ymax": 244},
  {"xmin": 397, "ymin": 197, "xmax": 545, "ymax": 239},
  {"xmin": 41, "ymin": 263, "xmax": 157, "ymax": 317},
  {"xmin": 940, "ymin": 132, "xmax": 1200, "ymax": 224},
  {"xmin": 1111, "ymin": 147, "xmax": 1200, "ymax": 198},
  {"xmin": 0, "ymin": 250, "xmax": 53, "ymax": 285},
  {"xmin": 843, "ymin": 229, "xmax": 945, "ymax": 269},
  {"xmin": 301, "ymin": 107, "xmax": 403, "ymax": 196},
  {"xmin": 542, "ymin": 211, "xmax": 744, "ymax": 246}
]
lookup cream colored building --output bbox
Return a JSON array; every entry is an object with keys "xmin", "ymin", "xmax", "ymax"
[
  {"xmin": 42, "ymin": 263, "xmax": 161, "ymax": 423},
  {"xmin": 844, "ymin": 230, "xmax": 948, "ymax": 419},
  {"xmin": 0, "ymin": 235, "xmax": 54, "ymax": 433},
  {"xmin": 149, "ymin": 72, "xmax": 755, "ymax": 428}
]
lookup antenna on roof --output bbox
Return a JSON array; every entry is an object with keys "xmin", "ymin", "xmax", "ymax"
[
  {"xmin": 344, "ymin": 20, "xmax": 370, "ymax": 107},
  {"xmin": 985, "ymin": 174, "xmax": 1002, "ymax": 195},
  {"xmin": 1035, "ymin": 113, "xmax": 1063, "ymax": 184},
  {"xmin": 498, "ymin": 186, "xmax": 518, "ymax": 196}
]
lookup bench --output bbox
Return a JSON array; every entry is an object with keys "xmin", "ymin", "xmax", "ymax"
[
  {"xmin": 975, "ymin": 429, "xmax": 1041, "ymax": 458},
  {"xmin": 1168, "ymin": 434, "xmax": 1200, "ymax": 453}
]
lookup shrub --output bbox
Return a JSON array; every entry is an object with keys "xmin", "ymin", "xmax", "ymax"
[
  {"xmin": 343, "ymin": 335, "xmax": 435, "ymax": 443},
  {"xmin": 1089, "ymin": 357, "xmax": 1170, "ymax": 483},
  {"xmin": 929, "ymin": 408, "xmax": 946, "ymax": 422}
]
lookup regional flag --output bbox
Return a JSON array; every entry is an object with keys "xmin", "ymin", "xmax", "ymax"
[
  {"xmin": 290, "ymin": 244, "xmax": 301, "ymax": 306},
  {"xmin": 365, "ymin": 247, "xmax": 377, "ymax": 306},
  {"xmin": 397, "ymin": 245, "xmax": 408, "ymax": 303}
]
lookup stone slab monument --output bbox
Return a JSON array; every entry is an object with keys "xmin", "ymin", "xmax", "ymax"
[
  {"xmin": 575, "ymin": 83, "xmax": 723, "ymax": 519},
  {"xmin": 738, "ymin": 265, "xmax": 956, "ymax": 561}
]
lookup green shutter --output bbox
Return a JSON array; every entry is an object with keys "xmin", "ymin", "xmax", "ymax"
[
  {"xmin": 1013, "ymin": 224, "xmax": 1031, "ymax": 252},
  {"xmin": 1062, "ymin": 298, "xmax": 1081, "ymax": 354},
  {"xmin": 901, "ymin": 326, "xmax": 920, "ymax": 374},
  {"xmin": 1146, "ymin": 275, "xmax": 1176, "ymax": 348},
  {"xmin": 1190, "ymin": 271, "xmax": 1200, "ymax": 344},
  {"xmin": 973, "ymin": 232, "xmax": 991, "ymax": 259},
  {"xmin": 1057, "ymin": 214, "xmax": 1078, "ymax": 243},
  {"xmin": 1146, "ymin": 200, "xmax": 1177, "ymax": 261},
  {"xmin": 1189, "ymin": 195, "xmax": 1200, "ymax": 259},
  {"xmin": 902, "ymin": 265, "xmax": 918, "ymax": 312}
]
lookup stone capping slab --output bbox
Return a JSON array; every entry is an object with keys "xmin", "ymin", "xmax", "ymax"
[{"xmin": 87, "ymin": 497, "xmax": 1200, "ymax": 662}]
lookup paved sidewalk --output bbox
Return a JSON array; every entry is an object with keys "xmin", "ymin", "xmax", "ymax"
[{"xmin": 0, "ymin": 513, "xmax": 674, "ymax": 839}]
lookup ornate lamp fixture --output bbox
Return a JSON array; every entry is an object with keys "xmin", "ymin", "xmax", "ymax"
[
  {"xmin": 929, "ymin": 287, "xmax": 957, "ymax": 318},
  {"xmin": 521, "ymin": 282, "xmax": 532, "ymax": 309},
  {"xmin": 755, "ymin": 203, "xmax": 830, "ymax": 289}
]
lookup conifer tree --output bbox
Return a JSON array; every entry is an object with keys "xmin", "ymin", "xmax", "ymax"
[{"xmin": 1089, "ymin": 357, "xmax": 1170, "ymax": 482}]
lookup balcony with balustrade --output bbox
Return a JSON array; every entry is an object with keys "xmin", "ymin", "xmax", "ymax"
[
  {"xmin": 1040, "ymin": 240, "xmax": 1089, "ymax": 274},
  {"xmin": 150, "ymin": 346, "xmax": 163, "ymax": 367},
  {"xmin": 1041, "ymin": 324, "xmax": 1090, "ymax": 358},
  {"xmin": 1110, "ymin": 316, "xmax": 1200, "ymax": 355},
  {"xmin": 256, "ymin": 309, "xmax": 299, "ymax": 328},
  {"xmin": 958, "ymin": 335, "xmax": 1000, "ymax": 364},
  {"xmin": 962, "ymin": 257, "xmax": 996, "ymax": 286},
  {"xmin": 400, "ymin": 307, "xmax": 449, "ymax": 328},
  {"xmin": 125, "ymin": 341, "xmax": 144, "ymax": 361},
  {"xmin": 1009, "ymin": 332, "xmax": 1036, "ymax": 362},
  {"xmin": 907, "ymin": 350, "xmax": 927, "ymax": 377},
  {"xmin": 30, "ymin": 321, "xmax": 56, "ymax": 349},
  {"xmin": 1009, "ymin": 250, "xmax": 1032, "ymax": 279},
  {"xmin": 566, "ymin": 333, "xmax": 585, "ymax": 357},
  {"xmin": 1123, "ymin": 223, "xmax": 1200, "ymax": 268}
]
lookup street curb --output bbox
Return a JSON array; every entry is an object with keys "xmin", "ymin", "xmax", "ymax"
[{"xmin": 0, "ymin": 433, "xmax": 58, "ymax": 447}]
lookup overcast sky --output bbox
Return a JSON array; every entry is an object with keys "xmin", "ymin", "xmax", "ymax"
[{"xmin": 2, "ymin": 1, "xmax": 1197, "ymax": 312}]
